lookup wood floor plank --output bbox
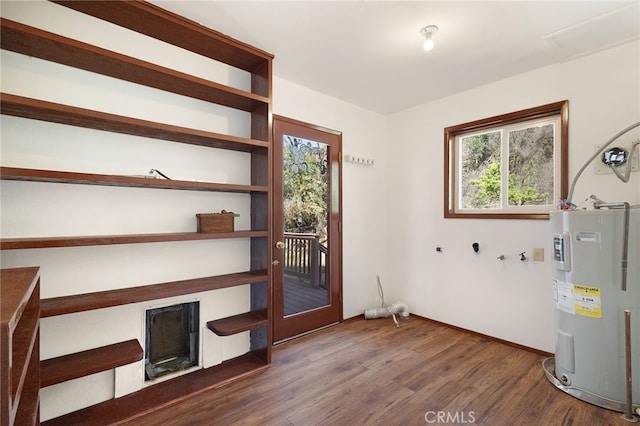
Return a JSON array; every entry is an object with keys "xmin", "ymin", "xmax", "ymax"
[
  {"xmin": 252, "ymin": 359, "xmax": 369, "ymax": 413},
  {"xmin": 121, "ymin": 317, "xmax": 630, "ymax": 426}
]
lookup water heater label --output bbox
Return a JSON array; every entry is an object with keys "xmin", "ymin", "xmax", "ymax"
[
  {"xmin": 575, "ymin": 232, "xmax": 601, "ymax": 242},
  {"xmin": 554, "ymin": 280, "xmax": 602, "ymax": 319},
  {"xmin": 573, "ymin": 285, "xmax": 602, "ymax": 318},
  {"xmin": 555, "ymin": 280, "xmax": 575, "ymax": 314}
]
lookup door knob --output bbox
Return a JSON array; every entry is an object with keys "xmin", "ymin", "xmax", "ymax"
[{"xmin": 275, "ymin": 241, "xmax": 285, "ymax": 249}]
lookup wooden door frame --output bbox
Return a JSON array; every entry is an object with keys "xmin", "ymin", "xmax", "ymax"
[{"xmin": 272, "ymin": 115, "xmax": 343, "ymax": 342}]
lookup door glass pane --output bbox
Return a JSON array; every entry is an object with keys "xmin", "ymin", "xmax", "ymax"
[{"xmin": 282, "ymin": 135, "xmax": 330, "ymax": 316}]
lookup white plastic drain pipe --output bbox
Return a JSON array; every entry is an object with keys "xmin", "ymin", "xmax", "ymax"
[
  {"xmin": 364, "ymin": 302, "xmax": 410, "ymax": 320},
  {"xmin": 364, "ymin": 276, "xmax": 409, "ymax": 327}
]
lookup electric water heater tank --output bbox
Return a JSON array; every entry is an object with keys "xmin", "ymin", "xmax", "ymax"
[{"xmin": 544, "ymin": 208, "xmax": 639, "ymax": 413}]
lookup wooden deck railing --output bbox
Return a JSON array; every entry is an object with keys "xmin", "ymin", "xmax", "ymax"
[{"xmin": 283, "ymin": 232, "xmax": 326, "ymax": 288}]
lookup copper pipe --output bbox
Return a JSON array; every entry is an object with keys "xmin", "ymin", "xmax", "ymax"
[{"xmin": 622, "ymin": 310, "xmax": 637, "ymax": 422}]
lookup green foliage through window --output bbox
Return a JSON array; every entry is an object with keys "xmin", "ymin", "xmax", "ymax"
[
  {"xmin": 458, "ymin": 122, "xmax": 557, "ymax": 210},
  {"xmin": 461, "ymin": 131, "xmax": 501, "ymax": 208},
  {"xmin": 508, "ymin": 125, "xmax": 553, "ymax": 206},
  {"xmin": 460, "ymin": 124, "xmax": 554, "ymax": 209},
  {"xmin": 444, "ymin": 100, "xmax": 568, "ymax": 219},
  {"xmin": 283, "ymin": 136, "xmax": 328, "ymax": 241}
]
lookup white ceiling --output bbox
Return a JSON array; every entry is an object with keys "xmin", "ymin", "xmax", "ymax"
[{"xmin": 152, "ymin": 1, "xmax": 640, "ymax": 115}]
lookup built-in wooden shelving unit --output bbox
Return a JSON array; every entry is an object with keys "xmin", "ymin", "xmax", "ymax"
[
  {"xmin": 50, "ymin": 0, "xmax": 271, "ymax": 75},
  {"xmin": 207, "ymin": 310, "xmax": 269, "ymax": 336},
  {"xmin": 41, "ymin": 339, "xmax": 143, "ymax": 388},
  {"xmin": 41, "ymin": 353, "xmax": 268, "ymax": 426},
  {"xmin": 0, "ymin": 19, "xmax": 268, "ymax": 112},
  {"xmin": 0, "ymin": 93, "xmax": 269, "ymax": 152},
  {"xmin": 1, "ymin": 0, "xmax": 273, "ymax": 421},
  {"xmin": 1, "ymin": 230, "xmax": 268, "ymax": 250},
  {"xmin": 1, "ymin": 267, "xmax": 41, "ymax": 426},
  {"xmin": 41, "ymin": 271, "xmax": 268, "ymax": 317},
  {"xmin": 0, "ymin": 166, "xmax": 269, "ymax": 193}
]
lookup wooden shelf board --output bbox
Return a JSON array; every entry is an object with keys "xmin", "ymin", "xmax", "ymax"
[
  {"xmin": 52, "ymin": 0, "xmax": 273, "ymax": 74},
  {"xmin": 0, "ymin": 93, "xmax": 269, "ymax": 151},
  {"xmin": 0, "ymin": 19, "xmax": 269, "ymax": 112},
  {"xmin": 0, "ymin": 230, "xmax": 268, "ymax": 250},
  {"xmin": 0, "ymin": 166, "xmax": 268, "ymax": 194},
  {"xmin": 41, "ymin": 339, "xmax": 143, "ymax": 388},
  {"xmin": 207, "ymin": 310, "xmax": 268, "ymax": 336},
  {"xmin": 40, "ymin": 271, "xmax": 268, "ymax": 318},
  {"xmin": 42, "ymin": 352, "xmax": 269, "ymax": 426}
]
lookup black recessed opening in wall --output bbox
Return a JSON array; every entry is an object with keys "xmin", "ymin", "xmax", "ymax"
[{"xmin": 145, "ymin": 301, "xmax": 199, "ymax": 381}]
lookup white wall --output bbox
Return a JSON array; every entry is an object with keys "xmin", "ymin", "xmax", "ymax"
[
  {"xmin": 273, "ymin": 77, "xmax": 391, "ymax": 318},
  {"xmin": 386, "ymin": 40, "xmax": 640, "ymax": 353}
]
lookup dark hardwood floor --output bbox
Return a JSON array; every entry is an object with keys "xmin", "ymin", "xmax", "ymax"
[{"xmin": 125, "ymin": 317, "xmax": 630, "ymax": 425}]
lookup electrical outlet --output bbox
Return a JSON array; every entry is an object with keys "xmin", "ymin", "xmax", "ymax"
[
  {"xmin": 594, "ymin": 143, "xmax": 639, "ymax": 175},
  {"xmin": 533, "ymin": 248, "xmax": 544, "ymax": 262}
]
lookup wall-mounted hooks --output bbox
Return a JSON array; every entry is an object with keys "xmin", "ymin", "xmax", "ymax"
[
  {"xmin": 497, "ymin": 254, "xmax": 505, "ymax": 260},
  {"xmin": 472, "ymin": 242, "xmax": 480, "ymax": 253},
  {"xmin": 344, "ymin": 154, "xmax": 375, "ymax": 166},
  {"xmin": 436, "ymin": 246, "xmax": 443, "ymax": 253},
  {"xmin": 519, "ymin": 252, "xmax": 527, "ymax": 262}
]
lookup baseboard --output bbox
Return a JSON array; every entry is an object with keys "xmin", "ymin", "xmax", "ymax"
[
  {"xmin": 345, "ymin": 312, "xmax": 552, "ymax": 357},
  {"xmin": 408, "ymin": 313, "xmax": 553, "ymax": 357},
  {"xmin": 343, "ymin": 314, "xmax": 365, "ymax": 323}
]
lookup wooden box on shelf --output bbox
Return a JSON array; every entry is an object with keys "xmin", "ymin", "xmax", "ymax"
[{"xmin": 196, "ymin": 211, "xmax": 238, "ymax": 233}]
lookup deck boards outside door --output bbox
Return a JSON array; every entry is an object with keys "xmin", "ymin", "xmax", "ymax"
[
  {"xmin": 283, "ymin": 275, "xmax": 328, "ymax": 316},
  {"xmin": 125, "ymin": 317, "xmax": 630, "ymax": 425}
]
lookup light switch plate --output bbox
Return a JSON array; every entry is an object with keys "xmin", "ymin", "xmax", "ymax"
[{"xmin": 533, "ymin": 248, "xmax": 544, "ymax": 262}]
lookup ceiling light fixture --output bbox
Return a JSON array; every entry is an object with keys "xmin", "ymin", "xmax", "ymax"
[{"xmin": 420, "ymin": 25, "xmax": 438, "ymax": 51}]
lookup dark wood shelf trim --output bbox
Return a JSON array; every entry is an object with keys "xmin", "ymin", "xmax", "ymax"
[
  {"xmin": 11, "ymin": 314, "xmax": 39, "ymax": 407},
  {"xmin": 1, "ymin": 267, "xmax": 40, "ymax": 426},
  {"xmin": 0, "ymin": 93, "xmax": 269, "ymax": 150},
  {"xmin": 52, "ymin": 0, "xmax": 273, "ymax": 74},
  {"xmin": 40, "ymin": 271, "xmax": 268, "ymax": 317},
  {"xmin": 0, "ymin": 230, "xmax": 268, "ymax": 250},
  {"xmin": 207, "ymin": 310, "xmax": 268, "ymax": 336},
  {"xmin": 1, "ymin": 92, "xmax": 269, "ymax": 149},
  {"xmin": 0, "ymin": 166, "xmax": 268, "ymax": 194},
  {"xmin": 42, "ymin": 352, "xmax": 269, "ymax": 426},
  {"xmin": 13, "ymin": 338, "xmax": 39, "ymax": 426},
  {"xmin": 0, "ymin": 19, "xmax": 269, "ymax": 112},
  {"xmin": 41, "ymin": 339, "xmax": 143, "ymax": 388},
  {"xmin": 0, "ymin": 268, "xmax": 40, "ymax": 326}
]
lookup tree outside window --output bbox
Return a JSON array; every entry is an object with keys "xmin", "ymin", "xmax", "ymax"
[{"xmin": 283, "ymin": 136, "xmax": 328, "ymax": 241}]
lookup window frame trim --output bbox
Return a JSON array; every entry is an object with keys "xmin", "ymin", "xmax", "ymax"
[{"xmin": 444, "ymin": 100, "xmax": 569, "ymax": 220}]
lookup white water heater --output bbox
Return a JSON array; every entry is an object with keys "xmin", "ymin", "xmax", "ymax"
[{"xmin": 545, "ymin": 207, "xmax": 639, "ymax": 414}]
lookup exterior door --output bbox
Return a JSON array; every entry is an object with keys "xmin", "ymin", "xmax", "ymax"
[{"xmin": 273, "ymin": 115, "xmax": 342, "ymax": 342}]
